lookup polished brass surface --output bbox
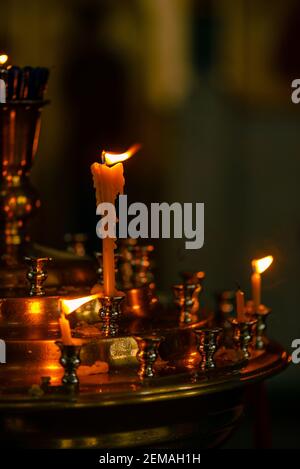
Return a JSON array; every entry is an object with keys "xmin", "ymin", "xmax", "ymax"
[{"xmin": 0, "ymin": 341, "xmax": 289, "ymax": 448}]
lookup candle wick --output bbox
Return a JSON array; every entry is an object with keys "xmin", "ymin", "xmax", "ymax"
[{"xmin": 100, "ymin": 150, "xmax": 106, "ymax": 164}]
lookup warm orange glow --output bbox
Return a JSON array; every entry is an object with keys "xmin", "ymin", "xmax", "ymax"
[
  {"xmin": 29, "ymin": 301, "xmax": 43, "ymax": 315},
  {"xmin": 252, "ymin": 255, "xmax": 273, "ymax": 274},
  {"xmin": 0, "ymin": 54, "xmax": 8, "ymax": 65},
  {"xmin": 102, "ymin": 143, "xmax": 141, "ymax": 166},
  {"xmin": 61, "ymin": 293, "xmax": 100, "ymax": 315}
]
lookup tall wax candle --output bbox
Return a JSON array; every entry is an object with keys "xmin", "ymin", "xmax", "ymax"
[
  {"xmin": 91, "ymin": 158, "xmax": 125, "ymax": 296},
  {"xmin": 91, "ymin": 145, "xmax": 140, "ymax": 296}
]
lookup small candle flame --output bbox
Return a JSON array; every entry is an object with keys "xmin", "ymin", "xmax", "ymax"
[
  {"xmin": 0, "ymin": 54, "xmax": 8, "ymax": 66},
  {"xmin": 252, "ymin": 255, "xmax": 273, "ymax": 274},
  {"xmin": 102, "ymin": 143, "xmax": 141, "ymax": 166},
  {"xmin": 61, "ymin": 293, "xmax": 100, "ymax": 315}
]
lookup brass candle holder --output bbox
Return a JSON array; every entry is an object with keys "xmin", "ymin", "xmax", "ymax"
[
  {"xmin": 194, "ymin": 328, "xmax": 221, "ymax": 370},
  {"xmin": 56, "ymin": 341, "xmax": 82, "ymax": 388},
  {"xmin": 99, "ymin": 295, "xmax": 124, "ymax": 337},
  {"xmin": 255, "ymin": 308, "xmax": 271, "ymax": 350},
  {"xmin": 134, "ymin": 335, "xmax": 163, "ymax": 378},
  {"xmin": 173, "ymin": 283, "xmax": 198, "ymax": 324},
  {"xmin": 230, "ymin": 317, "xmax": 257, "ymax": 360},
  {"xmin": 25, "ymin": 256, "xmax": 52, "ymax": 296}
]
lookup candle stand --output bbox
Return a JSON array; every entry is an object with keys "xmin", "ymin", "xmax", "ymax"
[
  {"xmin": 134, "ymin": 335, "xmax": 163, "ymax": 378},
  {"xmin": 230, "ymin": 317, "xmax": 258, "ymax": 360},
  {"xmin": 56, "ymin": 341, "xmax": 82, "ymax": 388},
  {"xmin": 255, "ymin": 308, "xmax": 271, "ymax": 350},
  {"xmin": 0, "ymin": 84, "xmax": 290, "ymax": 449},
  {"xmin": 0, "ymin": 251, "xmax": 289, "ymax": 448}
]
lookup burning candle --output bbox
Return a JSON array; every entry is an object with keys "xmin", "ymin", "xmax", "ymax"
[
  {"xmin": 236, "ymin": 288, "xmax": 245, "ymax": 322},
  {"xmin": 59, "ymin": 294, "xmax": 101, "ymax": 345},
  {"xmin": 251, "ymin": 255, "xmax": 273, "ymax": 313},
  {"xmin": 91, "ymin": 144, "xmax": 140, "ymax": 296}
]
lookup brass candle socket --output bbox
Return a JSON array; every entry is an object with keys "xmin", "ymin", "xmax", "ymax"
[
  {"xmin": 173, "ymin": 283, "xmax": 198, "ymax": 324},
  {"xmin": 230, "ymin": 318, "xmax": 257, "ymax": 360},
  {"xmin": 25, "ymin": 256, "xmax": 52, "ymax": 296},
  {"xmin": 99, "ymin": 295, "xmax": 124, "ymax": 337},
  {"xmin": 194, "ymin": 328, "xmax": 221, "ymax": 371},
  {"xmin": 255, "ymin": 308, "xmax": 271, "ymax": 350},
  {"xmin": 134, "ymin": 335, "xmax": 163, "ymax": 378},
  {"xmin": 56, "ymin": 341, "xmax": 82, "ymax": 388}
]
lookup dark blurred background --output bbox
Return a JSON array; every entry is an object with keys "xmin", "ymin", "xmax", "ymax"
[{"xmin": 1, "ymin": 0, "xmax": 300, "ymax": 448}]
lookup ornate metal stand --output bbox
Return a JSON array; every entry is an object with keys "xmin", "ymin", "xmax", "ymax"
[
  {"xmin": 255, "ymin": 309, "xmax": 271, "ymax": 350},
  {"xmin": 173, "ymin": 283, "xmax": 198, "ymax": 324},
  {"xmin": 134, "ymin": 335, "xmax": 163, "ymax": 378},
  {"xmin": 230, "ymin": 318, "xmax": 257, "ymax": 360},
  {"xmin": 56, "ymin": 341, "xmax": 82, "ymax": 387},
  {"xmin": 25, "ymin": 256, "xmax": 52, "ymax": 296},
  {"xmin": 99, "ymin": 296, "xmax": 124, "ymax": 337},
  {"xmin": 0, "ymin": 65, "xmax": 290, "ymax": 450},
  {"xmin": 194, "ymin": 328, "xmax": 221, "ymax": 370}
]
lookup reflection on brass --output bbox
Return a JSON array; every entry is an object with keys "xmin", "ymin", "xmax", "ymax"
[
  {"xmin": 0, "ymin": 341, "xmax": 289, "ymax": 448},
  {"xmin": 134, "ymin": 335, "xmax": 163, "ymax": 378},
  {"xmin": 194, "ymin": 328, "xmax": 221, "ymax": 370},
  {"xmin": 25, "ymin": 256, "xmax": 52, "ymax": 296}
]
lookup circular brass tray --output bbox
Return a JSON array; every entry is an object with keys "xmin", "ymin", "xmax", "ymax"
[{"xmin": 0, "ymin": 341, "xmax": 289, "ymax": 449}]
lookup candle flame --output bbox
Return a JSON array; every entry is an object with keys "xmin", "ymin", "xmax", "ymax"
[
  {"xmin": 102, "ymin": 143, "xmax": 141, "ymax": 166},
  {"xmin": 0, "ymin": 54, "xmax": 8, "ymax": 66},
  {"xmin": 61, "ymin": 294, "xmax": 100, "ymax": 315},
  {"xmin": 252, "ymin": 255, "xmax": 273, "ymax": 274}
]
